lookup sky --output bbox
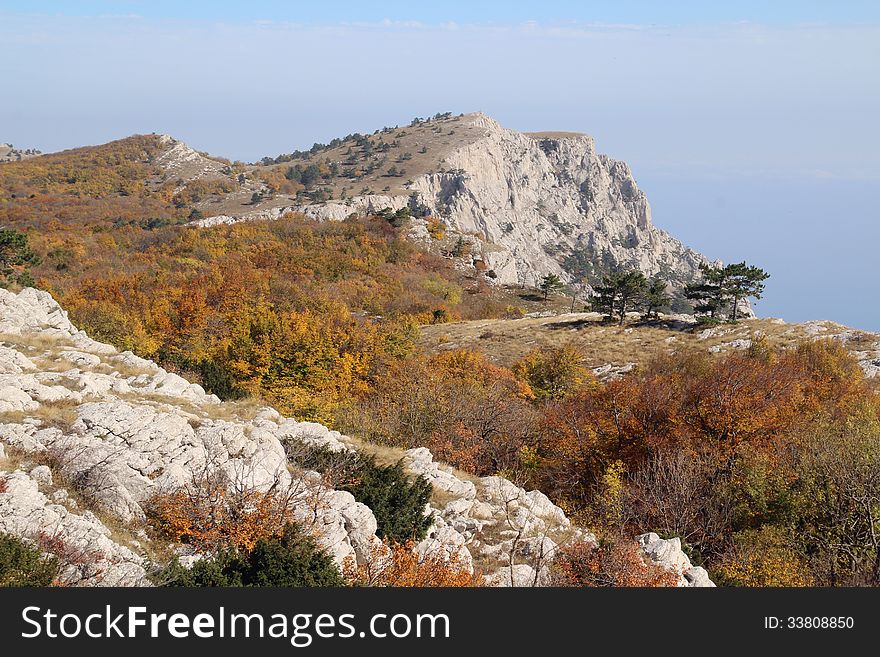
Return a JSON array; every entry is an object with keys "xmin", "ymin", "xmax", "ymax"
[{"xmin": 1, "ymin": 1, "xmax": 878, "ymax": 328}]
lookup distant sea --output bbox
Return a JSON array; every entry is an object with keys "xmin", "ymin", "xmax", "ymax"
[{"xmin": 638, "ymin": 175, "xmax": 879, "ymax": 332}]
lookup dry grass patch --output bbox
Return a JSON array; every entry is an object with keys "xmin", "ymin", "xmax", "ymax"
[
  {"xmin": 0, "ymin": 442, "xmax": 42, "ymax": 474},
  {"xmin": 342, "ymin": 431, "xmax": 481, "ymax": 488},
  {"xmin": 92, "ymin": 509, "xmax": 157, "ymax": 558},
  {"xmin": 428, "ymin": 483, "xmax": 467, "ymax": 511},
  {"xmin": 201, "ymin": 395, "xmax": 266, "ymax": 422},
  {"xmin": 29, "ymin": 356, "xmax": 80, "ymax": 373},
  {"xmin": 0, "ymin": 444, "xmax": 16, "ymax": 473},
  {"xmin": 93, "ymin": 358, "xmax": 155, "ymax": 378},
  {"xmin": 419, "ymin": 314, "xmax": 879, "ymax": 371},
  {"xmin": 0, "ymin": 410, "xmax": 27, "ymax": 426},
  {"xmin": 0, "ymin": 331, "xmax": 73, "ymax": 354},
  {"xmin": 340, "ymin": 434, "xmax": 408, "ymax": 467},
  {"xmin": 29, "ymin": 400, "xmax": 79, "ymax": 432},
  {"xmin": 115, "ymin": 391, "xmax": 203, "ymax": 420},
  {"xmin": 419, "ymin": 313, "xmax": 681, "ymax": 367}
]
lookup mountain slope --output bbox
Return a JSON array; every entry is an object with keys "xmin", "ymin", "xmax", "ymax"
[{"xmin": 2, "ymin": 114, "xmax": 711, "ymax": 302}]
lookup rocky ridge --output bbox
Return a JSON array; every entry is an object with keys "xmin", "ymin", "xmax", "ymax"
[
  {"xmin": 155, "ymin": 135, "xmax": 228, "ymax": 183},
  {"xmin": 0, "ymin": 287, "xmax": 712, "ymax": 587},
  {"xmin": 0, "ymin": 143, "xmax": 41, "ymax": 163}
]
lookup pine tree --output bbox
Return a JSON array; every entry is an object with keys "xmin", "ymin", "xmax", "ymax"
[
  {"xmin": 685, "ymin": 263, "xmax": 727, "ymax": 321},
  {"xmin": 159, "ymin": 524, "xmax": 344, "ymax": 587},
  {"xmin": 723, "ymin": 262, "xmax": 769, "ymax": 322},
  {"xmin": 641, "ymin": 277, "xmax": 670, "ymax": 320},
  {"xmin": 539, "ymin": 273, "xmax": 564, "ymax": 301},
  {"xmin": 591, "ymin": 270, "xmax": 648, "ymax": 326},
  {"xmin": 0, "ymin": 532, "xmax": 59, "ymax": 586}
]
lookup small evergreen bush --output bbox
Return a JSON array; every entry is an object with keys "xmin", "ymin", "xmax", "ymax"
[
  {"xmin": 347, "ymin": 458, "xmax": 432, "ymax": 542},
  {"xmin": 0, "ymin": 532, "xmax": 59, "ymax": 587},
  {"xmin": 160, "ymin": 523, "xmax": 344, "ymax": 587},
  {"xmin": 288, "ymin": 446, "xmax": 433, "ymax": 542}
]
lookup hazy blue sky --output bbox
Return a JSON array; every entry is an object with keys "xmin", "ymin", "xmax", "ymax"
[{"xmin": 2, "ymin": 2, "xmax": 878, "ymax": 328}]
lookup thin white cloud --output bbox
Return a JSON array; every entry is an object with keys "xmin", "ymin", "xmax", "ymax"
[{"xmin": 0, "ymin": 10, "xmax": 876, "ymax": 182}]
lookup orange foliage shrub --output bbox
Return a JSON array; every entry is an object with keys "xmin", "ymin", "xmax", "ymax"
[
  {"xmin": 716, "ymin": 527, "xmax": 813, "ymax": 587},
  {"xmin": 346, "ymin": 541, "xmax": 484, "ymax": 587},
  {"xmin": 512, "ymin": 345, "xmax": 595, "ymax": 401},
  {"xmin": 344, "ymin": 349, "xmax": 537, "ymax": 475},
  {"xmin": 146, "ymin": 481, "xmax": 295, "ymax": 553},
  {"xmin": 23, "ymin": 212, "xmax": 515, "ymax": 423},
  {"xmin": 536, "ymin": 342, "xmax": 874, "ymax": 512},
  {"xmin": 551, "ymin": 538, "xmax": 680, "ymax": 587},
  {"xmin": 425, "ymin": 217, "xmax": 445, "ymax": 240},
  {"xmin": 171, "ymin": 178, "xmax": 237, "ymax": 207},
  {"xmin": 0, "ymin": 135, "xmax": 162, "ymax": 201}
]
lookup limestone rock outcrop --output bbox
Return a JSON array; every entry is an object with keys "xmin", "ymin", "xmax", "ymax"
[
  {"xmin": 0, "ymin": 143, "xmax": 41, "ymax": 163},
  {"xmin": 0, "ymin": 288, "xmax": 377, "ymax": 574},
  {"xmin": 0, "ymin": 469, "xmax": 149, "ymax": 586},
  {"xmin": 637, "ymin": 533, "xmax": 716, "ymax": 588},
  {"xmin": 407, "ymin": 114, "xmax": 707, "ymax": 290},
  {"xmin": 155, "ymin": 135, "xmax": 228, "ymax": 182}
]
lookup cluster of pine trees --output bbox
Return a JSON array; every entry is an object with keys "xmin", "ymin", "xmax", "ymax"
[
  {"xmin": 589, "ymin": 271, "xmax": 670, "ymax": 325},
  {"xmin": 538, "ymin": 258, "xmax": 769, "ymax": 326},
  {"xmin": 685, "ymin": 262, "xmax": 770, "ymax": 322}
]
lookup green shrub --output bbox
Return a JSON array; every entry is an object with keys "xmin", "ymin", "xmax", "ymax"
[
  {"xmin": 347, "ymin": 458, "xmax": 432, "ymax": 542},
  {"xmin": 0, "ymin": 532, "xmax": 59, "ymax": 587},
  {"xmin": 288, "ymin": 446, "xmax": 433, "ymax": 542},
  {"xmin": 244, "ymin": 524, "xmax": 344, "ymax": 586},
  {"xmin": 161, "ymin": 555, "xmax": 236, "ymax": 587},
  {"xmin": 160, "ymin": 523, "xmax": 344, "ymax": 587},
  {"xmin": 195, "ymin": 358, "xmax": 246, "ymax": 400}
]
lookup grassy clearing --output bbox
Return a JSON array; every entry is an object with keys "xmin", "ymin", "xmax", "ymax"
[{"xmin": 418, "ymin": 314, "xmax": 880, "ymax": 370}]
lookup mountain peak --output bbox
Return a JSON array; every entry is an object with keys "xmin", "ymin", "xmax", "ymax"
[
  {"xmin": 167, "ymin": 112, "xmax": 708, "ymax": 302},
  {"xmin": 462, "ymin": 111, "xmax": 505, "ymax": 132}
]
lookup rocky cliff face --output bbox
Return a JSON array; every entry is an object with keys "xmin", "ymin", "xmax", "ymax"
[
  {"xmin": 409, "ymin": 114, "xmax": 707, "ymax": 289},
  {"xmin": 195, "ymin": 113, "xmax": 709, "ymax": 295},
  {"xmin": 0, "ymin": 288, "xmax": 713, "ymax": 587}
]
